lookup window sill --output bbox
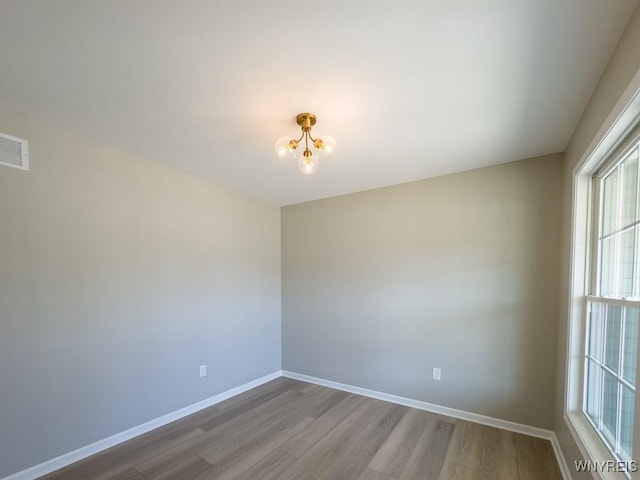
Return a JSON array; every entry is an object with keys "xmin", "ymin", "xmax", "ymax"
[{"xmin": 565, "ymin": 410, "xmax": 635, "ymax": 479}]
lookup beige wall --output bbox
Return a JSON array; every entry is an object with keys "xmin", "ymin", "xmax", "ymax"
[
  {"xmin": 555, "ymin": 5, "xmax": 640, "ymax": 477},
  {"xmin": 3, "ymin": 4, "xmax": 639, "ymax": 472},
  {"xmin": 282, "ymin": 154, "xmax": 563, "ymax": 429},
  {"xmin": 0, "ymin": 106, "xmax": 281, "ymax": 478}
]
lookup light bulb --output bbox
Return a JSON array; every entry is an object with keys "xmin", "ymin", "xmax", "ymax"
[
  {"xmin": 274, "ymin": 137, "xmax": 297, "ymax": 159},
  {"xmin": 298, "ymin": 150, "xmax": 319, "ymax": 175},
  {"xmin": 313, "ymin": 135, "xmax": 336, "ymax": 157}
]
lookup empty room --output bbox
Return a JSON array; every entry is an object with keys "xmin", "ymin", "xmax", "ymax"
[{"xmin": 2, "ymin": 1, "xmax": 640, "ymax": 479}]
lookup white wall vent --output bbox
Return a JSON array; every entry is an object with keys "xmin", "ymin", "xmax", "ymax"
[{"xmin": 0, "ymin": 132, "xmax": 29, "ymax": 171}]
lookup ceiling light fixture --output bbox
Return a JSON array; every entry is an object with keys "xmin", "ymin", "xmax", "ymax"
[{"xmin": 275, "ymin": 113, "xmax": 336, "ymax": 175}]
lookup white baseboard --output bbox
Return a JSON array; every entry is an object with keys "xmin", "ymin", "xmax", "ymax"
[
  {"xmin": 4, "ymin": 370, "xmax": 574, "ymax": 480},
  {"xmin": 550, "ymin": 429, "xmax": 577, "ymax": 480},
  {"xmin": 2, "ymin": 370, "xmax": 282, "ymax": 480},
  {"xmin": 282, "ymin": 370, "xmax": 572, "ymax": 480}
]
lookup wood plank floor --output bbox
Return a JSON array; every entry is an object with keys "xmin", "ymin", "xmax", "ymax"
[{"xmin": 39, "ymin": 378, "xmax": 562, "ymax": 480}]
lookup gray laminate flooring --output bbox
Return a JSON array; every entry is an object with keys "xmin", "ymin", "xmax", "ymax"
[{"xmin": 39, "ymin": 377, "xmax": 562, "ymax": 480}]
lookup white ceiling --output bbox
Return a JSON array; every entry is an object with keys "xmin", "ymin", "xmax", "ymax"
[{"xmin": 0, "ymin": 1, "xmax": 637, "ymax": 205}]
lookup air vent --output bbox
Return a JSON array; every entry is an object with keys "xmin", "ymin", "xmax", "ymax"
[{"xmin": 0, "ymin": 132, "xmax": 29, "ymax": 171}]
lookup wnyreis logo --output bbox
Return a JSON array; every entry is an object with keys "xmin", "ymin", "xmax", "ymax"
[{"xmin": 575, "ymin": 460, "xmax": 638, "ymax": 473}]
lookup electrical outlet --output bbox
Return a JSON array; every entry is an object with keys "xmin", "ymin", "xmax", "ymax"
[
  {"xmin": 199, "ymin": 365, "xmax": 207, "ymax": 377},
  {"xmin": 432, "ymin": 367, "xmax": 441, "ymax": 381}
]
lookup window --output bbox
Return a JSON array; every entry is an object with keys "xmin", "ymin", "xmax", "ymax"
[{"xmin": 584, "ymin": 143, "xmax": 640, "ymax": 462}]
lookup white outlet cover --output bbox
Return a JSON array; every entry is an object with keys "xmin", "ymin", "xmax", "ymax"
[
  {"xmin": 432, "ymin": 368, "xmax": 441, "ymax": 381},
  {"xmin": 199, "ymin": 365, "xmax": 207, "ymax": 377}
]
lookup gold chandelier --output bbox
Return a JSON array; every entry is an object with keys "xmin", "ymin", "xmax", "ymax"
[{"xmin": 275, "ymin": 113, "xmax": 336, "ymax": 175}]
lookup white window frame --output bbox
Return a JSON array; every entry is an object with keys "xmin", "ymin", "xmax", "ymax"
[
  {"xmin": 565, "ymin": 82, "xmax": 640, "ymax": 480},
  {"xmin": 585, "ymin": 136, "xmax": 640, "ymax": 449}
]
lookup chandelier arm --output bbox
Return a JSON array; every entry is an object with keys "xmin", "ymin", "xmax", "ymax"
[
  {"xmin": 294, "ymin": 131, "xmax": 305, "ymax": 143},
  {"xmin": 307, "ymin": 132, "xmax": 318, "ymax": 142}
]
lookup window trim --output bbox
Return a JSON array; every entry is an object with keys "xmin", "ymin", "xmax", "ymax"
[{"xmin": 565, "ymin": 81, "xmax": 640, "ymax": 480}]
